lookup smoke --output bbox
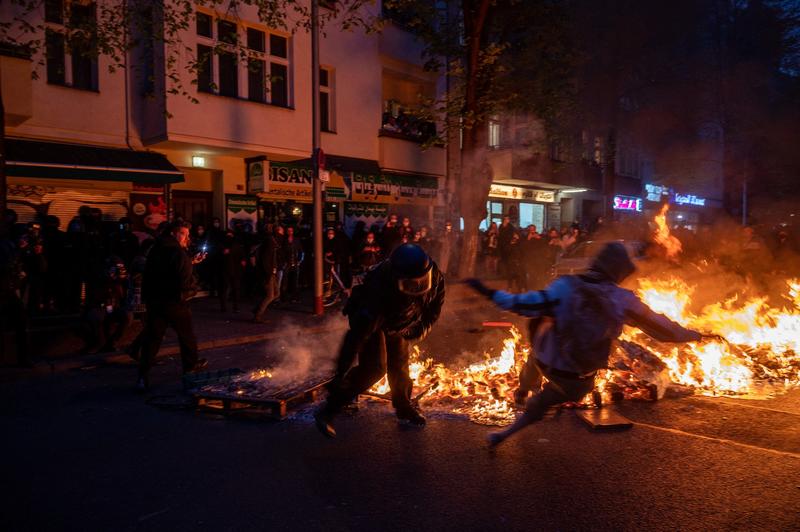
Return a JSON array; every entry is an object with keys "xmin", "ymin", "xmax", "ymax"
[{"xmin": 256, "ymin": 312, "xmax": 347, "ymax": 386}]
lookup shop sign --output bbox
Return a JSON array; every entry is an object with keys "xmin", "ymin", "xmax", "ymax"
[
  {"xmin": 488, "ymin": 184, "xmax": 555, "ymax": 203},
  {"xmin": 258, "ymin": 162, "xmax": 313, "ymax": 202},
  {"xmin": 351, "ymin": 173, "xmax": 438, "ymax": 205},
  {"xmin": 344, "ymin": 202, "xmax": 389, "ymax": 218},
  {"xmin": 247, "ymin": 160, "xmax": 268, "ymax": 194},
  {"xmin": 645, "ymin": 183, "xmax": 670, "ymax": 202},
  {"xmin": 613, "ymin": 195, "xmax": 642, "ymax": 212},
  {"xmin": 226, "ymin": 194, "xmax": 258, "ymax": 232},
  {"xmin": 673, "ymin": 193, "xmax": 706, "ymax": 206}
]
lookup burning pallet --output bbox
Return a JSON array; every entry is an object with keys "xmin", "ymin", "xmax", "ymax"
[{"xmin": 187, "ymin": 369, "xmax": 331, "ymax": 419}]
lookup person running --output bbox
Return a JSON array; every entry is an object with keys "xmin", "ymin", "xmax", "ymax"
[{"xmin": 465, "ymin": 242, "xmax": 715, "ymax": 447}]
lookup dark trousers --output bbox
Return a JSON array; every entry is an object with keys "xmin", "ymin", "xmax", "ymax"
[
  {"xmin": 138, "ymin": 302, "xmax": 198, "ymax": 376},
  {"xmin": 326, "ymin": 328, "xmax": 413, "ymax": 413},
  {"xmin": 85, "ymin": 307, "xmax": 133, "ymax": 350},
  {"xmin": 519, "ymin": 356, "xmax": 596, "ymax": 420},
  {"xmin": 253, "ymin": 274, "xmax": 278, "ymax": 319},
  {"xmin": 220, "ymin": 273, "xmax": 241, "ymax": 312}
]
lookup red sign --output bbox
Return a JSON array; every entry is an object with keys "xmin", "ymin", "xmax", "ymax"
[{"xmin": 613, "ymin": 195, "xmax": 642, "ymax": 212}]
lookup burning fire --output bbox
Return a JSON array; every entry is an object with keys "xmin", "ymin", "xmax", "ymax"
[
  {"xmin": 653, "ymin": 203, "xmax": 682, "ymax": 259},
  {"xmin": 212, "ymin": 211, "xmax": 799, "ymax": 427}
]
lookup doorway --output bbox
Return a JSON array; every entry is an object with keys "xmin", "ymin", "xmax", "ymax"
[{"xmin": 172, "ymin": 190, "xmax": 213, "ymax": 228}]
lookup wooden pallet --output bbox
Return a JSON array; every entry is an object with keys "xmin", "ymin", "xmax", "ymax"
[{"xmin": 192, "ymin": 379, "xmax": 331, "ymax": 419}]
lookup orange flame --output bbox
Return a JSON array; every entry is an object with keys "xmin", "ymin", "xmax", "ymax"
[{"xmin": 653, "ymin": 203, "xmax": 682, "ymax": 258}]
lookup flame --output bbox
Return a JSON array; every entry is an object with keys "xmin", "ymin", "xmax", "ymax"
[{"xmin": 653, "ymin": 203, "xmax": 682, "ymax": 258}]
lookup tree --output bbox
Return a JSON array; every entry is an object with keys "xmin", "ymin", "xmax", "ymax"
[
  {"xmin": 0, "ymin": 0, "xmax": 375, "ymax": 225},
  {"xmin": 383, "ymin": 0, "xmax": 576, "ymax": 277}
]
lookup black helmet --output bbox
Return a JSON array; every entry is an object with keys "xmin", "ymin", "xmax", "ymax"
[{"xmin": 390, "ymin": 244, "xmax": 433, "ymax": 295}]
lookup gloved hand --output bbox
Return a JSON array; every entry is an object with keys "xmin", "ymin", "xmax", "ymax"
[
  {"xmin": 701, "ymin": 333, "xmax": 728, "ymax": 344},
  {"xmin": 463, "ymin": 278, "xmax": 495, "ymax": 298},
  {"xmin": 401, "ymin": 324, "xmax": 424, "ymax": 340}
]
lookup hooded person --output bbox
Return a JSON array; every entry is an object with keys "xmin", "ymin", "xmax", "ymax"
[
  {"xmin": 314, "ymin": 244, "xmax": 446, "ymax": 438},
  {"xmin": 465, "ymin": 242, "xmax": 717, "ymax": 447}
]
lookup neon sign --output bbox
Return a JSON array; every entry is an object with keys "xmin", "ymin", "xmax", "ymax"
[
  {"xmin": 613, "ymin": 195, "xmax": 642, "ymax": 212},
  {"xmin": 673, "ymin": 193, "xmax": 706, "ymax": 206}
]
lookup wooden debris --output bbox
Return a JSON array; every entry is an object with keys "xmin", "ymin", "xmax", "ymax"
[{"xmin": 576, "ymin": 408, "xmax": 634, "ymax": 430}]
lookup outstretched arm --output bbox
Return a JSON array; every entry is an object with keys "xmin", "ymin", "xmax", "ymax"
[
  {"xmin": 624, "ymin": 296, "xmax": 702, "ymax": 343},
  {"xmin": 464, "ymin": 278, "xmax": 563, "ymax": 318}
]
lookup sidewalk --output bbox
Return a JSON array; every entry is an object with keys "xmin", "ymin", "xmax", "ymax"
[{"xmin": 21, "ymin": 280, "xmax": 500, "ymax": 370}]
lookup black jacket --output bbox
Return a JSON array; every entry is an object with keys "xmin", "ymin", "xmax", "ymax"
[
  {"xmin": 344, "ymin": 260, "xmax": 445, "ymax": 340},
  {"xmin": 143, "ymin": 235, "xmax": 195, "ymax": 304}
]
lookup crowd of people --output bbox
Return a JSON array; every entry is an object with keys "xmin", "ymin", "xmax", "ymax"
[{"xmin": 0, "ymin": 201, "xmax": 797, "ymax": 367}]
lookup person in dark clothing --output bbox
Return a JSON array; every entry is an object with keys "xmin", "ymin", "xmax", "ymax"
[
  {"xmin": 381, "ymin": 214, "xmax": 403, "ymax": 254},
  {"xmin": 109, "ymin": 217, "xmax": 140, "ymax": 267},
  {"xmin": 497, "ymin": 216, "xmax": 516, "ymax": 278},
  {"xmin": 506, "ymin": 232, "xmax": 525, "ymax": 291},
  {"xmin": 0, "ymin": 235, "xmax": 30, "ymax": 366},
  {"xmin": 19, "ymin": 224, "xmax": 47, "ymax": 315},
  {"xmin": 205, "ymin": 217, "xmax": 226, "ymax": 297},
  {"xmin": 137, "ymin": 223, "xmax": 207, "ymax": 389},
  {"xmin": 315, "ymin": 244, "xmax": 446, "ymax": 438},
  {"xmin": 83, "ymin": 255, "xmax": 133, "ymax": 353},
  {"xmin": 282, "ymin": 226, "xmax": 304, "ymax": 302},
  {"xmin": 220, "ymin": 230, "xmax": 246, "ymax": 312},
  {"xmin": 356, "ymin": 231, "xmax": 382, "ymax": 270},
  {"xmin": 522, "ymin": 225, "xmax": 548, "ymax": 289},
  {"xmin": 253, "ymin": 226, "xmax": 280, "ymax": 323},
  {"xmin": 465, "ymin": 242, "xmax": 713, "ymax": 447}
]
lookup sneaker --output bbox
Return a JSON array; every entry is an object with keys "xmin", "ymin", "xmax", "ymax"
[
  {"xmin": 314, "ymin": 409, "xmax": 337, "ymax": 438},
  {"xmin": 184, "ymin": 358, "xmax": 208, "ymax": 374},
  {"xmin": 487, "ymin": 432, "xmax": 505, "ymax": 447},
  {"xmin": 396, "ymin": 406, "xmax": 426, "ymax": 426}
]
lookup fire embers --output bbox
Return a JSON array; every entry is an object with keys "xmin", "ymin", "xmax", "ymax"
[{"xmin": 630, "ymin": 277, "xmax": 800, "ymax": 397}]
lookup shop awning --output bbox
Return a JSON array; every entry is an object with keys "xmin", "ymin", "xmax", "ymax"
[{"xmin": 5, "ymin": 138, "xmax": 184, "ymax": 184}]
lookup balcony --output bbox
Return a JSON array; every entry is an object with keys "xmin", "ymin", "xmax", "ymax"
[
  {"xmin": 378, "ymin": 134, "xmax": 445, "ymax": 177},
  {"xmin": 1, "ymin": 49, "xmax": 33, "ymax": 126}
]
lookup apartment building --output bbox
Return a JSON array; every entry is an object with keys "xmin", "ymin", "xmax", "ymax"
[{"xmin": 2, "ymin": 1, "xmax": 445, "ymax": 235}]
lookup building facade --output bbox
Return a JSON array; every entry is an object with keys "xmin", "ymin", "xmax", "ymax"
[{"xmin": 3, "ymin": 1, "xmax": 445, "ymax": 236}]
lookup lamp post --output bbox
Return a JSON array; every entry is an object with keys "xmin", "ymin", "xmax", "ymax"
[{"xmin": 311, "ymin": 0, "xmax": 324, "ymax": 315}]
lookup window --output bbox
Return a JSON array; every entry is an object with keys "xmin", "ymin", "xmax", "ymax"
[
  {"xmin": 218, "ymin": 20, "xmax": 237, "ymax": 44},
  {"xmin": 218, "ymin": 51, "xmax": 238, "ymax": 97},
  {"xmin": 45, "ymin": 0, "xmax": 63, "ymax": 24},
  {"xmin": 247, "ymin": 28, "xmax": 265, "ymax": 52},
  {"xmin": 194, "ymin": 12, "xmax": 291, "ymax": 105},
  {"xmin": 269, "ymin": 34, "xmax": 287, "ymax": 58},
  {"xmin": 46, "ymin": 30, "xmax": 66, "ymax": 84},
  {"xmin": 270, "ymin": 62, "xmax": 288, "ymax": 107},
  {"xmin": 248, "ymin": 59, "xmax": 266, "ymax": 102},
  {"xmin": 45, "ymin": 1, "xmax": 98, "ymax": 90},
  {"xmin": 488, "ymin": 117, "xmax": 501, "ymax": 148},
  {"xmin": 196, "ymin": 12, "xmax": 212, "ymax": 38},
  {"xmin": 320, "ymin": 67, "xmax": 334, "ymax": 132},
  {"xmin": 197, "ymin": 44, "xmax": 213, "ymax": 92}
]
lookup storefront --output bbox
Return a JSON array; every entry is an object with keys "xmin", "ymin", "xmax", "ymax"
[
  {"xmin": 481, "ymin": 183, "xmax": 559, "ymax": 231},
  {"xmin": 5, "ymin": 138, "xmax": 183, "ymax": 231},
  {"xmin": 245, "ymin": 156, "xmax": 441, "ymax": 235}
]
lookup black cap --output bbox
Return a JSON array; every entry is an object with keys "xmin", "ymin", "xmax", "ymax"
[{"xmin": 390, "ymin": 244, "xmax": 432, "ymax": 279}]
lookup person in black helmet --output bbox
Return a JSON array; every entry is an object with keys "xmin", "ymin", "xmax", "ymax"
[{"xmin": 314, "ymin": 243, "xmax": 445, "ymax": 438}]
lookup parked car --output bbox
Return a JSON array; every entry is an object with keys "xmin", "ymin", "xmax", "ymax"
[{"xmin": 551, "ymin": 239, "xmax": 644, "ymax": 278}]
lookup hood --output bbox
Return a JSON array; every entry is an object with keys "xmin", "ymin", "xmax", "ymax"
[{"xmin": 587, "ymin": 242, "xmax": 636, "ymax": 284}]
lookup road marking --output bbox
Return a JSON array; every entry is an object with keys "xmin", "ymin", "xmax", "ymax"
[
  {"xmin": 689, "ymin": 396, "xmax": 800, "ymax": 417},
  {"xmin": 636, "ymin": 421, "xmax": 800, "ymax": 460}
]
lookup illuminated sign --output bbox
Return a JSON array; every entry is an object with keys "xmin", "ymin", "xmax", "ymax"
[
  {"xmin": 645, "ymin": 183, "xmax": 670, "ymax": 202},
  {"xmin": 488, "ymin": 184, "xmax": 555, "ymax": 203},
  {"xmin": 613, "ymin": 195, "xmax": 642, "ymax": 212},
  {"xmin": 673, "ymin": 193, "xmax": 706, "ymax": 206}
]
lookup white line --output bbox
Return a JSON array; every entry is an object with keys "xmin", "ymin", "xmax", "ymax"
[
  {"xmin": 689, "ymin": 396, "xmax": 800, "ymax": 417},
  {"xmin": 636, "ymin": 422, "xmax": 800, "ymax": 460}
]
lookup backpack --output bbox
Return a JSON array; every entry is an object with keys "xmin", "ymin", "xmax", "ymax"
[{"xmin": 556, "ymin": 276, "xmax": 621, "ymax": 373}]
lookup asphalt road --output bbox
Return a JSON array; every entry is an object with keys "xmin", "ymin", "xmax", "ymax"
[{"xmin": 3, "ymin": 306, "xmax": 800, "ymax": 531}]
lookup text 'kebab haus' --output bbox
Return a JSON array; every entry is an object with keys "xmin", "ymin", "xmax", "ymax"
[{"xmin": 196, "ymin": 204, "xmax": 800, "ymax": 431}]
